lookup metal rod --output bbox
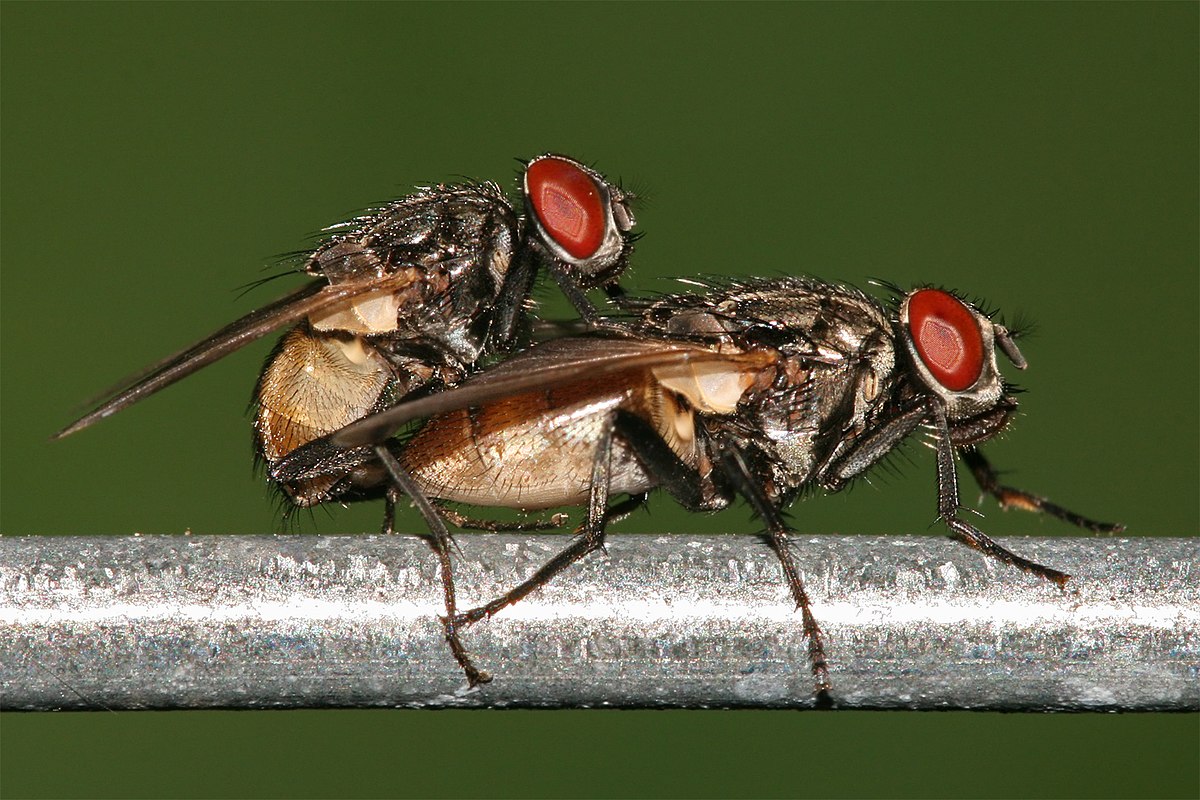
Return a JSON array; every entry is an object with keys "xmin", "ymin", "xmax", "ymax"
[{"xmin": 1, "ymin": 533, "xmax": 1196, "ymax": 711}]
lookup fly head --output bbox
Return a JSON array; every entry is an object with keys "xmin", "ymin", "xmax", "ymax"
[
  {"xmin": 522, "ymin": 154, "xmax": 636, "ymax": 288},
  {"xmin": 898, "ymin": 288, "xmax": 1025, "ymax": 428}
]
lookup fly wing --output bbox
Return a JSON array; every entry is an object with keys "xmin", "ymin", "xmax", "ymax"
[
  {"xmin": 271, "ymin": 335, "xmax": 773, "ymax": 482},
  {"xmin": 334, "ymin": 336, "xmax": 766, "ymax": 446},
  {"xmin": 54, "ymin": 271, "xmax": 422, "ymax": 439}
]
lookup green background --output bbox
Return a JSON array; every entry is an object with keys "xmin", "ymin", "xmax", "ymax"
[{"xmin": 2, "ymin": 3, "xmax": 1196, "ymax": 798}]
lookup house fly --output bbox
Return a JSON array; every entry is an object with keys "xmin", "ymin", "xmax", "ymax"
[
  {"xmin": 275, "ymin": 276, "xmax": 1124, "ymax": 692},
  {"xmin": 54, "ymin": 154, "xmax": 637, "ymax": 685}
]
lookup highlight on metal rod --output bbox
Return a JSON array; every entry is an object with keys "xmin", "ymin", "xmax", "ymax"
[{"xmin": 1, "ymin": 533, "xmax": 1197, "ymax": 711}]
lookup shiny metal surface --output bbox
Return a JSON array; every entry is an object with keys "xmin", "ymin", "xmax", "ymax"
[{"xmin": 1, "ymin": 533, "xmax": 1196, "ymax": 711}]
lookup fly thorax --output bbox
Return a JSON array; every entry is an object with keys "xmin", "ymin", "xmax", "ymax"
[
  {"xmin": 747, "ymin": 361, "xmax": 821, "ymax": 487},
  {"xmin": 850, "ymin": 336, "xmax": 897, "ymax": 428},
  {"xmin": 436, "ymin": 320, "xmax": 489, "ymax": 365},
  {"xmin": 487, "ymin": 238, "xmax": 513, "ymax": 287},
  {"xmin": 757, "ymin": 333, "xmax": 896, "ymax": 489},
  {"xmin": 767, "ymin": 433, "xmax": 820, "ymax": 491}
]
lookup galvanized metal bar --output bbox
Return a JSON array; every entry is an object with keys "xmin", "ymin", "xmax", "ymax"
[{"xmin": 1, "ymin": 533, "xmax": 1196, "ymax": 711}]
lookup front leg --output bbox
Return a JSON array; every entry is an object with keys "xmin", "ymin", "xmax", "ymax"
[
  {"xmin": 547, "ymin": 265, "xmax": 602, "ymax": 325},
  {"xmin": 960, "ymin": 447, "xmax": 1124, "ymax": 533},
  {"xmin": 821, "ymin": 404, "xmax": 929, "ymax": 489},
  {"xmin": 927, "ymin": 405, "xmax": 1071, "ymax": 588}
]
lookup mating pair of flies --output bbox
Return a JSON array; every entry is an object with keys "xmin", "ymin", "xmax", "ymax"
[{"xmin": 57, "ymin": 154, "xmax": 1122, "ymax": 692}]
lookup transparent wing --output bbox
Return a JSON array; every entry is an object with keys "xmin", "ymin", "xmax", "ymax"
[{"xmin": 55, "ymin": 271, "xmax": 421, "ymax": 439}]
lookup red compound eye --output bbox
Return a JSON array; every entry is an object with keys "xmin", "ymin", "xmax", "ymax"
[
  {"xmin": 907, "ymin": 289, "xmax": 984, "ymax": 391},
  {"xmin": 526, "ymin": 157, "xmax": 607, "ymax": 260}
]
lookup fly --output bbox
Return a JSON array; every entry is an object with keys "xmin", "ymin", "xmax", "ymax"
[
  {"xmin": 55, "ymin": 153, "xmax": 636, "ymax": 507},
  {"xmin": 275, "ymin": 276, "xmax": 1124, "ymax": 693},
  {"xmin": 54, "ymin": 154, "xmax": 638, "ymax": 686}
]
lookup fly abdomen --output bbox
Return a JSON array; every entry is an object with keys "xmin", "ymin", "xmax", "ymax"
[
  {"xmin": 254, "ymin": 325, "xmax": 395, "ymax": 503},
  {"xmin": 401, "ymin": 378, "xmax": 652, "ymax": 511}
]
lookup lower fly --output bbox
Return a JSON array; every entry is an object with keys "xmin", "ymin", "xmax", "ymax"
[{"xmin": 275, "ymin": 276, "xmax": 1124, "ymax": 693}]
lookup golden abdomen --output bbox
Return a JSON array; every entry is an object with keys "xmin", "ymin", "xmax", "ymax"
[
  {"xmin": 255, "ymin": 325, "xmax": 392, "ymax": 502},
  {"xmin": 402, "ymin": 380, "xmax": 650, "ymax": 510}
]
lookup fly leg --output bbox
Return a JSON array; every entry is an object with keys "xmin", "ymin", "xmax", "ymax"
[
  {"xmin": 436, "ymin": 506, "xmax": 570, "ymax": 533},
  {"xmin": 614, "ymin": 412, "xmax": 832, "ymax": 694},
  {"xmin": 825, "ymin": 403, "xmax": 1072, "ymax": 588},
  {"xmin": 548, "ymin": 268, "xmax": 606, "ymax": 326},
  {"xmin": 602, "ymin": 491, "xmax": 649, "ymax": 527},
  {"xmin": 821, "ymin": 405, "xmax": 929, "ymax": 489},
  {"xmin": 960, "ymin": 447, "xmax": 1124, "ymax": 533},
  {"xmin": 717, "ymin": 443, "xmax": 832, "ymax": 696},
  {"xmin": 454, "ymin": 418, "xmax": 617, "ymax": 626},
  {"xmin": 489, "ymin": 247, "xmax": 540, "ymax": 349},
  {"xmin": 929, "ymin": 405, "xmax": 1070, "ymax": 588},
  {"xmin": 372, "ymin": 444, "xmax": 491, "ymax": 686},
  {"xmin": 439, "ymin": 494, "xmax": 647, "ymax": 533},
  {"xmin": 452, "ymin": 496, "xmax": 647, "ymax": 625},
  {"xmin": 381, "ymin": 488, "xmax": 398, "ymax": 535}
]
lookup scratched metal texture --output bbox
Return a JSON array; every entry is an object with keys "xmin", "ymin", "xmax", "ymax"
[{"xmin": 1, "ymin": 534, "xmax": 1196, "ymax": 711}]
